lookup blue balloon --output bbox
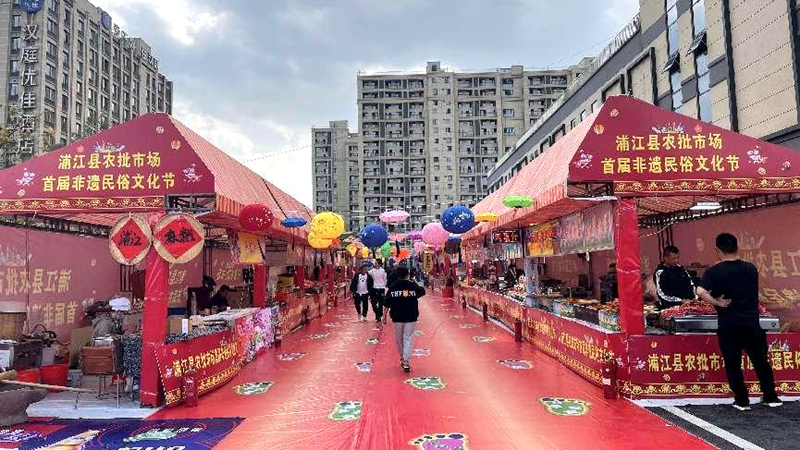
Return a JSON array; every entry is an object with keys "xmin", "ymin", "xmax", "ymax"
[
  {"xmin": 441, "ymin": 205, "xmax": 475, "ymax": 234},
  {"xmin": 359, "ymin": 223, "xmax": 389, "ymax": 248}
]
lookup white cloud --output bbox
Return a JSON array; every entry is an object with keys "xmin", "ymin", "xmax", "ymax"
[
  {"xmin": 91, "ymin": 0, "xmax": 225, "ymax": 45},
  {"xmin": 278, "ymin": 5, "xmax": 327, "ymax": 34}
]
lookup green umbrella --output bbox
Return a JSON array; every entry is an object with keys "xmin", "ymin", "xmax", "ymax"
[{"xmin": 503, "ymin": 195, "xmax": 533, "ymax": 209}]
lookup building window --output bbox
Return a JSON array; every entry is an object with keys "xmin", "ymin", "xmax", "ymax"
[
  {"xmin": 503, "ymin": 108, "xmax": 514, "ymax": 117},
  {"xmin": 591, "ymin": 100, "xmax": 599, "ymax": 112},
  {"xmin": 12, "ymin": 15, "xmax": 21, "ymax": 28},
  {"xmin": 47, "ymin": 19, "xmax": 58, "ymax": 36},
  {"xmin": 504, "ymin": 127, "xmax": 515, "ymax": 136},
  {"xmin": 11, "ymin": 37, "xmax": 21, "ymax": 51},
  {"xmin": 44, "ymin": 110, "xmax": 55, "ymax": 126},
  {"xmin": 696, "ymin": 51, "xmax": 711, "ymax": 121},
  {"xmin": 9, "ymin": 83, "xmax": 20, "ymax": 97},
  {"xmin": 667, "ymin": 0, "xmax": 679, "ymax": 55},
  {"xmin": 45, "ymin": 86, "xmax": 56, "ymax": 102},
  {"xmin": 10, "ymin": 60, "xmax": 20, "ymax": 75},
  {"xmin": 78, "ymin": 19, "xmax": 85, "ymax": 34},
  {"xmin": 75, "ymin": 102, "xmax": 82, "ymax": 118},
  {"xmin": 503, "ymin": 89, "xmax": 514, "ymax": 96},
  {"xmin": 670, "ymin": 69, "xmax": 683, "ymax": 112},
  {"xmin": 692, "ymin": 0, "xmax": 706, "ymax": 34},
  {"xmin": 45, "ymin": 63, "xmax": 56, "ymax": 80},
  {"xmin": 580, "ymin": 110, "xmax": 587, "ymax": 121}
]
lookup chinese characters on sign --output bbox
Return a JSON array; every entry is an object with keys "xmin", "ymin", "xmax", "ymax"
[
  {"xmin": 109, "ymin": 216, "xmax": 152, "ymax": 265},
  {"xmin": 42, "ymin": 151, "xmax": 174, "ymax": 193},
  {"xmin": 526, "ymin": 223, "xmax": 556, "ymax": 257},
  {"xmin": 154, "ymin": 214, "xmax": 205, "ymax": 264},
  {"xmin": 602, "ymin": 132, "xmax": 736, "ymax": 176},
  {"xmin": 492, "ymin": 229, "xmax": 520, "ymax": 243}
]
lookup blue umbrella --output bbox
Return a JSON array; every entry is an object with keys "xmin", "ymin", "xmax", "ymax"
[
  {"xmin": 441, "ymin": 205, "xmax": 475, "ymax": 234},
  {"xmin": 281, "ymin": 217, "xmax": 307, "ymax": 228},
  {"xmin": 360, "ymin": 223, "xmax": 389, "ymax": 248}
]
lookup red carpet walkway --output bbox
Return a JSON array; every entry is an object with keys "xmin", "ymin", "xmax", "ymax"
[{"xmin": 153, "ymin": 294, "xmax": 714, "ymax": 450}]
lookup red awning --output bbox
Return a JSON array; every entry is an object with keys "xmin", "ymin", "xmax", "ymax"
[
  {"xmin": 466, "ymin": 95, "xmax": 800, "ymax": 240},
  {"xmin": 0, "ymin": 113, "xmax": 313, "ymax": 241}
]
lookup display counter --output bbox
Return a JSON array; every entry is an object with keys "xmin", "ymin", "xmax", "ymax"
[{"xmin": 456, "ymin": 285, "xmax": 800, "ymax": 398}]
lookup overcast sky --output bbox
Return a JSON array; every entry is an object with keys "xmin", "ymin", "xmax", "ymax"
[{"xmin": 92, "ymin": 0, "xmax": 639, "ymax": 207}]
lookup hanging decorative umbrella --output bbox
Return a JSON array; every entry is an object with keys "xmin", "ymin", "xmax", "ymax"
[
  {"xmin": 308, "ymin": 232, "xmax": 332, "ymax": 249},
  {"xmin": 238, "ymin": 204, "xmax": 274, "ymax": 232},
  {"xmin": 346, "ymin": 243, "xmax": 358, "ymax": 257},
  {"xmin": 359, "ymin": 223, "xmax": 389, "ymax": 248},
  {"xmin": 413, "ymin": 241, "xmax": 426, "ymax": 253},
  {"xmin": 441, "ymin": 205, "xmax": 475, "ymax": 234},
  {"xmin": 360, "ymin": 247, "xmax": 370, "ymax": 258},
  {"xmin": 503, "ymin": 195, "xmax": 534, "ymax": 209},
  {"xmin": 389, "ymin": 233, "xmax": 407, "ymax": 241},
  {"xmin": 379, "ymin": 209, "xmax": 410, "ymax": 224},
  {"xmin": 310, "ymin": 212, "xmax": 345, "ymax": 239},
  {"xmin": 407, "ymin": 230, "xmax": 423, "ymax": 240},
  {"xmin": 475, "ymin": 212, "xmax": 499, "ymax": 223},
  {"xmin": 422, "ymin": 223, "xmax": 450, "ymax": 247},
  {"xmin": 281, "ymin": 217, "xmax": 307, "ymax": 228}
]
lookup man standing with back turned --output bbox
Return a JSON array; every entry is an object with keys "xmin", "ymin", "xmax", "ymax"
[
  {"xmin": 384, "ymin": 266, "xmax": 425, "ymax": 373},
  {"xmin": 696, "ymin": 233, "xmax": 782, "ymax": 411}
]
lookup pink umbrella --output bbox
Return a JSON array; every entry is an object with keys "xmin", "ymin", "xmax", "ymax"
[
  {"xmin": 390, "ymin": 233, "xmax": 407, "ymax": 241},
  {"xmin": 413, "ymin": 241, "xmax": 426, "ymax": 253},
  {"xmin": 379, "ymin": 209, "xmax": 410, "ymax": 224},
  {"xmin": 422, "ymin": 223, "xmax": 450, "ymax": 246}
]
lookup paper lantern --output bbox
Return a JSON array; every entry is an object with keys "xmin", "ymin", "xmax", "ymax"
[
  {"xmin": 475, "ymin": 212, "xmax": 499, "ymax": 223},
  {"xmin": 360, "ymin": 247, "xmax": 370, "ymax": 258},
  {"xmin": 281, "ymin": 217, "xmax": 307, "ymax": 228},
  {"xmin": 359, "ymin": 223, "xmax": 389, "ymax": 248},
  {"xmin": 422, "ymin": 223, "xmax": 449, "ymax": 246},
  {"xmin": 310, "ymin": 212, "xmax": 345, "ymax": 239},
  {"xmin": 239, "ymin": 204, "xmax": 274, "ymax": 232},
  {"xmin": 308, "ymin": 232, "xmax": 332, "ymax": 249},
  {"xmin": 503, "ymin": 195, "xmax": 533, "ymax": 209},
  {"xmin": 413, "ymin": 241, "xmax": 426, "ymax": 253},
  {"xmin": 346, "ymin": 244, "xmax": 358, "ymax": 257},
  {"xmin": 441, "ymin": 205, "xmax": 475, "ymax": 234}
]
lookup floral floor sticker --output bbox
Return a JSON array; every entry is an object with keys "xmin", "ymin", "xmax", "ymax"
[
  {"xmin": 307, "ymin": 333, "xmax": 328, "ymax": 339},
  {"xmin": 277, "ymin": 352, "xmax": 306, "ymax": 361},
  {"xmin": 327, "ymin": 401, "xmax": 363, "ymax": 421},
  {"xmin": 497, "ymin": 359, "xmax": 532, "ymax": 370},
  {"xmin": 472, "ymin": 336, "xmax": 495, "ymax": 342},
  {"xmin": 539, "ymin": 397, "xmax": 591, "ymax": 416},
  {"xmin": 355, "ymin": 362, "xmax": 372, "ymax": 372},
  {"xmin": 323, "ymin": 322, "xmax": 342, "ymax": 328},
  {"xmin": 373, "ymin": 327, "xmax": 383, "ymax": 331},
  {"xmin": 366, "ymin": 338, "xmax": 379, "ymax": 345},
  {"xmin": 233, "ymin": 381, "xmax": 274, "ymax": 396},
  {"xmin": 405, "ymin": 376, "xmax": 446, "ymax": 391},
  {"xmin": 450, "ymin": 315, "xmax": 464, "ymax": 319},
  {"xmin": 414, "ymin": 330, "xmax": 424, "ymax": 336},
  {"xmin": 410, "ymin": 433, "xmax": 469, "ymax": 450},
  {"xmin": 459, "ymin": 324, "xmax": 477, "ymax": 329},
  {"xmin": 412, "ymin": 349, "xmax": 430, "ymax": 357}
]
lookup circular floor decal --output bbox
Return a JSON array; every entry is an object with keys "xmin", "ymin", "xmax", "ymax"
[
  {"xmin": 412, "ymin": 349, "xmax": 430, "ymax": 357},
  {"xmin": 323, "ymin": 322, "xmax": 342, "ymax": 328},
  {"xmin": 327, "ymin": 401, "xmax": 363, "ymax": 421},
  {"xmin": 410, "ymin": 433, "xmax": 469, "ymax": 450},
  {"xmin": 414, "ymin": 330, "xmax": 424, "ymax": 336},
  {"xmin": 366, "ymin": 338, "xmax": 379, "ymax": 345},
  {"xmin": 233, "ymin": 381, "xmax": 274, "ymax": 396},
  {"xmin": 307, "ymin": 333, "xmax": 328, "ymax": 339},
  {"xmin": 355, "ymin": 362, "xmax": 372, "ymax": 372},
  {"xmin": 459, "ymin": 324, "xmax": 477, "ymax": 329},
  {"xmin": 472, "ymin": 336, "xmax": 495, "ymax": 342},
  {"xmin": 450, "ymin": 315, "xmax": 464, "ymax": 319},
  {"xmin": 497, "ymin": 359, "xmax": 532, "ymax": 370},
  {"xmin": 539, "ymin": 397, "xmax": 590, "ymax": 416},
  {"xmin": 277, "ymin": 352, "xmax": 306, "ymax": 361},
  {"xmin": 405, "ymin": 376, "xmax": 446, "ymax": 391}
]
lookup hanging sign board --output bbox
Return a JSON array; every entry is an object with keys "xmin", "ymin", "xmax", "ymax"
[
  {"xmin": 154, "ymin": 213, "xmax": 205, "ymax": 264},
  {"xmin": 492, "ymin": 229, "xmax": 520, "ymax": 243},
  {"xmin": 558, "ymin": 212, "xmax": 584, "ymax": 255},
  {"xmin": 423, "ymin": 252, "xmax": 435, "ymax": 273},
  {"xmin": 527, "ymin": 223, "xmax": 556, "ymax": 257},
  {"xmin": 583, "ymin": 203, "xmax": 614, "ymax": 252},
  {"xmin": 109, "ymin": 215, "xmax": 152, "ymax": 265}
]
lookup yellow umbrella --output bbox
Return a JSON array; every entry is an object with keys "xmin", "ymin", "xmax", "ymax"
[
  {"xmin": 308, "ymin": 232, "xmax": 332, "ymax": 249},
  {"xmin": 475, "ymin": 212, "xmax": 499, "ymax": 223},
  {"xmin": 310, "ymin": 212, "xmax": 345, "ymax": 240}
]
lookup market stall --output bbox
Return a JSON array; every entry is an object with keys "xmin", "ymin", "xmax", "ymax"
[
  {"xmin": 0, "ymin": 112, "xmax": 317, "ymax": 407},
  {"xmin": 460, "ymin": 95, "xmax": 800, "ymax": 398}
]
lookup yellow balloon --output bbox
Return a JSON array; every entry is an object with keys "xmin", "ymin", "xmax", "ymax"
[
  {"xmin": 360, "ymin": 247, "xmax": 370, "ymax": 258},
  {"xmin": 308, "ymin": 232, "xmax": 332, "ymax": 249},
  {"xmin": 310, "ymin": 212, "xmax": 345, "ymax": 240}
]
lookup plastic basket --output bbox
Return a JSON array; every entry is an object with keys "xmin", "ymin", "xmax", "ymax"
[{"xmin": 0, "ymin": 312, "xmax": 26, "ymax": 340}]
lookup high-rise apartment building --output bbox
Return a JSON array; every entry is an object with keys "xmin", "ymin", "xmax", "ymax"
[
  {"xmin": 312, "ymin": 120, "xmax": 361, "ymax": 231},
  {"xmin": 313, "ymin": 60, "xmax": 591, "ymax": 231},
  {"xmin": 0, "ymin": 0, "xmax": 173, "ymax": 167}
]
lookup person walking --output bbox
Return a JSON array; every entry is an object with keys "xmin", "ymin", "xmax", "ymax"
[
  {"xmin": 383, "ymin": 266, "xmax": 425, "ymax": 373},
  {"xmin": 350, "ymin": 265, "xmax": 373, "ymax": 322},
  {"xmin": 696, "ymin": 233, "xmax": 782, "ymax": 410},
  {"xmin": 369, "ymin": 263, "xmax": 388, "ymax": 322}
]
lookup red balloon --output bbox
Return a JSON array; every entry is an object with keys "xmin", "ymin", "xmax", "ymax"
[{"xmin": 239, "ymin": 204, "xmax": 274, "ymax": 232}]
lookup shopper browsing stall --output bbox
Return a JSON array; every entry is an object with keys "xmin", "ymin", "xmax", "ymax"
[
  {"xmin": 653, "ymin": 246, "xmax": 696, "ymax": 310},
  {"xmin": 696, "ymin": 233, "xmax": 782, "ymax": 411}
]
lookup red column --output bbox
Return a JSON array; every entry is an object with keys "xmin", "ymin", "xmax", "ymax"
[
  {"xmin": 614, "ymin": 198, "xmax": 644, "ymax": 335},
  {"xmin": 139, "ymin": 246, "xmax": 169, "ymax": 407},
  {"xmin": 253, "ymin": 264, "xmax": 267, "ymax": 308},
  {"xmin": 295, "ymin": 265, "xmax": 305, "ymax": 288}
]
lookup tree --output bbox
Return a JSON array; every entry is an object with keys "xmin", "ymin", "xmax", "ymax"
[{"xmin": 0, "ymin": 105, "xmax": 40, "ymax": 168}]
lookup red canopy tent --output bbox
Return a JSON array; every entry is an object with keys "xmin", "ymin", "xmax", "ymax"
[
  {"xmin": 0, "ymin": 112, "xmax": 314, "ymax": 406},
  {"xmin": 466, "ymin": 95, "xmax": 800, "ymax": 334}
]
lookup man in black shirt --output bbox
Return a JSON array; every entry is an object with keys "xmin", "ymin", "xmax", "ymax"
[
  {"xmin": 654, "ymin": 245, "xmax": 696, "ymax": 310},
  {"xmin": 383, "ymin": 266, "xmax": 425, "ymax": 373},
  {"xmin": 697, "ymin": 233, "xmax": 781, "ymax": 410},
  {"xmin": 209, "ymin": 285, "xmax": 231, "ymax": 311}
]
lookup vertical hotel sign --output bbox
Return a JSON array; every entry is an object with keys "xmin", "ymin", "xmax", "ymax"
[{"xmin": 11, "ymin": 0, "xmax": 45, "ymax": 159}]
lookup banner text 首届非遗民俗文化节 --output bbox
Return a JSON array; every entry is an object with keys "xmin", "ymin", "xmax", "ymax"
[{"xmin": 42, "ymin": 151, "xmax": 175, "ymax": 193}]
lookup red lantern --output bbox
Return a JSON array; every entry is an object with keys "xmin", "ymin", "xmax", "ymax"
[{"xmin": 239, "ymin": 204, "xmax": 274, "ymax": 232}]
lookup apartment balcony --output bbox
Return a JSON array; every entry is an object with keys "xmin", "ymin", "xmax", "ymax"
[
  {"xmin": 362, "ymin": 112, "xmax": 379, "ymax": 120},
  {"xmin": 458, "ymin": 130, "xmax": 475, "ymax": 137},
  {"xmin": 459, "ymin": 110, "xmax": 474, "ymax": 118},
  {"xmin": 409, "ymin": 187, "xmax": 426, "ymax": 194},
  {"xmin": 550, "ymin": 76, "xmax": 568, "ymax": 85},
  {"xmin": 385, "ymin": 81, "xmax": 402, "ymax": 90},
  {"xmin": 362, "ymin": 82, "xmax": 379, "ymax": 90},
  {"xmin": 459, "ymin": 147, "xmax": 475, "ymax": 155},
  {"xmin": 410, "ymin": 168, "xmax": 425, "ymax": 176},
  {"xmin": 459, "ymin": 167, "xmax": 476, "ymax": 174},
  {"xmin": 314, "ymin": 139, "xmax": 329, "ymax": 145},
  {"xmin": 478, "ymin": 89, "xmax": 496, "ymax": 97},
  {"xmin": 408, "ymin": 81, "xmax": 424, "ymax": 89},
  {"xmin": 479, "ymin": 129, "xmax": 497, "ymax": 137},
  {"xmin": 458, "ymin": 90, "xmax": 472, "ymax": 97},
  {"xmin": 315, "ymin": 151, "xmax": 331, "ymax": 159},
  {"xmin": 385, "ymin": 112, "xmax": 402, "ymax": 120},
  {"xmin": 478, "ymin": 110, "xmax": 496, "ymax": 117},
  {"xmin": 457, "ymin": 81, "xmax": 472, "ymax": 88},
  {"xmin": 409, "ymin": 149, "xmax": 425, "ymax": 157},
  {"xmin": 363, "ymin": 92, "xmax": 380, "ymax": 99}
]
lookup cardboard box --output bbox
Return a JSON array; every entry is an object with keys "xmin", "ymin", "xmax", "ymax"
[{"xmin": 168, "ymin": 316, "xmax": 191, "ymax": 335}]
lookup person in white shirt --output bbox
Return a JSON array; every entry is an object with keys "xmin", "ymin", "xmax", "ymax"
[
  {"xmin": 369, "ymin": 263, "xmax": 388, "ymax": 322},
  {"xmin": 349, "ymin": 265, "xmax": 373, "ymax": 321}
]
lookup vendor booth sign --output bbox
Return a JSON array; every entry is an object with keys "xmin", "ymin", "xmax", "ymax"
[
  {"xmin": 558, "ymin": 213, "xmax": 584, "ymax": 255},
  {"xmin": 526, "ymin": 223, "xmax": 556, "ymax": 257},
  {"xmin": 108, "ymin": 215, "xmax": 151, "ymax": 265},
  {"xmin": 582, "ymin": 203, "xmax": 614, "ymax": 252},
  {"xmin": 154, "ymin": 213, "xmax": 206, "ymax": 264},
  {"xmin": 423, "ymin": 252, "xmax": 435, "ymax": 273}
]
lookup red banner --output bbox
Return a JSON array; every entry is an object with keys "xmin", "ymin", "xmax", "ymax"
[
  {"xmin": 156, "ymin": 329, "xmax": 241, "ymax": 406},
  {"xmin": 0, "ymin": 225, "xmax": 119, "ymax": 340},
  {"xmin": 625, "ymin": 334, "xmax": 800, "ymax": 398},
  {"xmin": 278, "ymin": 291, "xmax": 306, "ymax": 338},
  {"xmin": 568, "ymin": 96, "xmax": 800, "ymax": 196}
]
